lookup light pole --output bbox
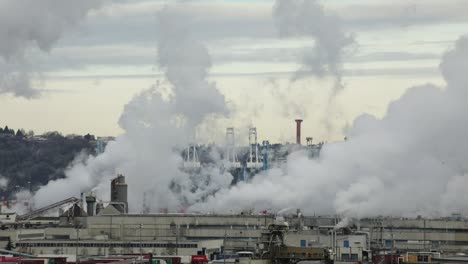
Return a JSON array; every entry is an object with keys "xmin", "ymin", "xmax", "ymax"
[
  {"xmin": 26, "ymin": 181, "xmax": 32, "ymax": 213},
  {"xmin": 76, "ymin": 226, "xmax": 80, "ymax": 264},
  {"xmin": 223, "ymin": 229, "xmax": 227, "ymax": 264},
  {"xmin": 445, "ymin": 220, "xmax": 448, "ymax": 247},
  {"xmin": 175, "ymin": 224, "xmax": 179, "ymax": 255},
  {"xmin": 139, "ymin": 224, "xmax": 143, "ymax": 260}
]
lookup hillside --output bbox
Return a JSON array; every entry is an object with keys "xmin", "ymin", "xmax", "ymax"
[{"xmin": 0, "ymin": 126, "xmax": 96, "ymax": 200}]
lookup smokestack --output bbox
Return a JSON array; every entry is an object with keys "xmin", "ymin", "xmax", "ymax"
[
  {"xmin": 295, "ymin": 119, "xmax": 303, "ymax": 145},
  {"xmin": 85, "ymin": 194, "xmax": 96, "ymax": 216},
  {"xmin": 111, "ymin": 174, "xmax": 128, "ymax": 214}
]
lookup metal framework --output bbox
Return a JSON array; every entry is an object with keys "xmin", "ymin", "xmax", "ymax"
[
  {"xmin": 247, "ymin": 127, "xmax": 262, "ymax": 169},
  {"xmin": 224, "ymin": 127, "xmax": 241, "ymax": 168},
  {"xmin": 183, "ymin": 142, "xmax": 201, "ymax": 169},
  {"xmin": 17, "ymin": 197, "xmax": 80, "ymax": 221}
]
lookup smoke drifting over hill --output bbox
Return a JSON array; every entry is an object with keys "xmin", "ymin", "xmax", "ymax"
[
  {"xmin": 194, "ymin": 36, "xmax": 468, "ymax": 218},
  {"xmin": 21, "ymin": 1, "xmax": 468, "ymax": 219},
  {"xmin": 32, "ymin": 3, "xmax": 232, "ymax": 213},
  {"xmin": 0, "ymin": 0, "xmax": 100, "ymax": 98}
]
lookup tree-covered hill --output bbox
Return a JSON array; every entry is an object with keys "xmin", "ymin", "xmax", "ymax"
[{"xmin": 0, "ymin": 126, "xmax": 96, "ymax": 200}]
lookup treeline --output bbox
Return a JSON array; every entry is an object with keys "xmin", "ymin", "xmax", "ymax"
[
  {"xmin": 0, "ymin": 125, "xmax": 97, "ymax": 200},
  {"xmin": 0, "ymin": 125, "xmax": 32, "ymax": 138}
]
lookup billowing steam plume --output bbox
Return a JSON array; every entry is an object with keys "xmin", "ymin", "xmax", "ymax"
[
  {"xmin": 273, "ymin": 0, "xmax": 354, "ymax": 90},
  {"xmin": 32, "ymin": 3, "xmax": 231, "ymax": 213},
  {"xmin": 20, "ymin": 2, "xmax": 468, "ymax": 219},
  {"xmin": 0, "ymin": 175, "xmax": 8, "ymax": 190},
  {"xmin": 0, "ymin": 0, "xmax": 100, "ymax": 98},
  {"xmin": 193, "ymin": 36, "xmax": 468, "ymax": 218}
]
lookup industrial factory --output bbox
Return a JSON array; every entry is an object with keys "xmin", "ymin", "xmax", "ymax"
[
  {"xmin": 1, "ymin": 120, "xmax": 468, "ymax": 264},
  {"xmin": 180, "ymin": 120, "xmax": 322, "ymax": 184},
  {"xmin": 1, "ymin": 174, "xmax": 468, "ymax": 264}
]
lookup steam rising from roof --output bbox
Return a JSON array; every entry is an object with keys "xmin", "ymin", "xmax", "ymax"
[
  {"xmin": 32, "ymin": 2, "xmax": 232, "ymax": 212},
  {"xmin": 18, "ymin": 2, "xmax": 468, "ymax": 219},
  {"xmin": 193, "ymin": 36, "xmax": 468, "ymax": 218}
]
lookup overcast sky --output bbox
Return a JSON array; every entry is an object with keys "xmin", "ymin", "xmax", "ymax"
[{"xmin": 1, "ymin": 0, "xmax": 467, "ymax": 143}]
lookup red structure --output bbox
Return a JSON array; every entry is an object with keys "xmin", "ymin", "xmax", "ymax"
[
  {"xmin": 372, "ymin": 254, "xmax": 400, "ymax": 264},
  {"xmin": 295, "ymin": 119, "xmax": 303, "ymax": 145},
  {"xmin": 191, "ymin": 255, "xmax": 208, "ymax": 264},
  {"xmin": 0, "ymin": 257, "xmax": 66, "ymax": 264}
]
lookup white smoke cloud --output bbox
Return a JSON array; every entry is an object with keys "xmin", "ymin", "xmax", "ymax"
[
  {"xmin": 0, "ymin": 175, "xmax": 8, "ymax": 190},
  {"xmin": 273, "ymin": 0, "xmax": 355, "ymax": 90},
  {"xmin": 193, "ymin": 35, "xmax": 468, "ymax": 218},
  {"xmin": 31, "ymin": 2, "xmax": 232, "ymax": 213},
  {"xmin": 157, "ymin": 6, "xmax": 229, "ymax": 127},
  {"xmin": 0, "ymin": 0, "xmax": 100, "ymax": 98},
  {"xmin": 10, "ymin": 190, "xmax": 34, "ymax": 215},
  {"xmin": 24, "ymin": 3, "xmax": 468, "ymax": 219}
]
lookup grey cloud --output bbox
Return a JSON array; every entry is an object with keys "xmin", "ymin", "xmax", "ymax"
[
  {"xmin": 344, "ymin": 67, "xmax": 438, "ymax": 77},
  {"xmin": 194, "ymin": 35, "xmax": 468, "ymax": 217},
  {"xmin": 48, "ymin": 0, "xmax": 468, "ymax": 53},
  {"xmin": 350, "ymin": 52, "xmax": 440, "ymax": 63},
  {"xmin": 156, "ymin": 4, "xmax": 229, "ymax": 126},
  {"xmin": 273, "ymin": 0, "xmax": 355, "ymax": 91},
  {"xmin": 213, "ymin": 49, "xmax": 440, "ymax": 66},
  {"xmin": 0, "ymin": 59, "xmax": 39, "ymax": 98},
  {"xmin": 40, "ymin": 43, "xmax": 441, "ymax": 71},
  {"xmin": 0, "ymin": 0, "xmax": 101, "ymax": 98},
  {"xmin": 78, "ymin": 0, "xmax": 468, "ymax": 45},
  {"xmin": 7, "ymin": 0, "xmax": 464, "ymax": 81},
  {"xmin": 59, "ymin": 0, "xmax": 274, "ymax": 47},
  {"xmin": 34, "ymin": 45, "xmax": 157, "ymax": 72},
  {"xmin": 45, "ymin": 66, "xmax": 439, "ymax": 80},
  {"xmin": 440, "ymin": 36, "xmax": 468, "ymax": 87},
  {"xmin": 336, "ymin": 0, "xmax": 468, "ymax": 29}
]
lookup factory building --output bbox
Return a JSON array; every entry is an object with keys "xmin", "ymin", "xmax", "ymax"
[
  {"xmin": 1, "ymin": 174, "xmax": 468, "ymax": 262},
  {"xmin": 5, "ymin": 208, "xmax": 468, "ymax": 262},
  {"xmin": 3, "ymin": 202, "xmax": 468, "ymax": 262},
  {"xmin": 359, "ymin": 217, "xmax": 468, "ymax": 253}
]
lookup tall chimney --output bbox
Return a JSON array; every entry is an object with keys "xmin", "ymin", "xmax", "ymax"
[
  {"xmin": 86, "ymin": 194, "xmax": 96, "ymax": 216},
  {"xmin": 111, "ymin": 174, "xmax": 128, "ymax": 214},
  {"xmin": 295, "ymin": 119, "xmax": 303, "ymax": 145}
]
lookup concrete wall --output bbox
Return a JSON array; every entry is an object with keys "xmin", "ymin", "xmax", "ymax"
[
  {"xmin": 360, "ymin": 218, "xmax": 468, "ymax": 253},
  {"xmin": 4, "ymin": 214, "xmax": 468, "ymax": 257},
  {"xmin": 15, "ymin": 239, "xmax": 223, "ymax": 259}
]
